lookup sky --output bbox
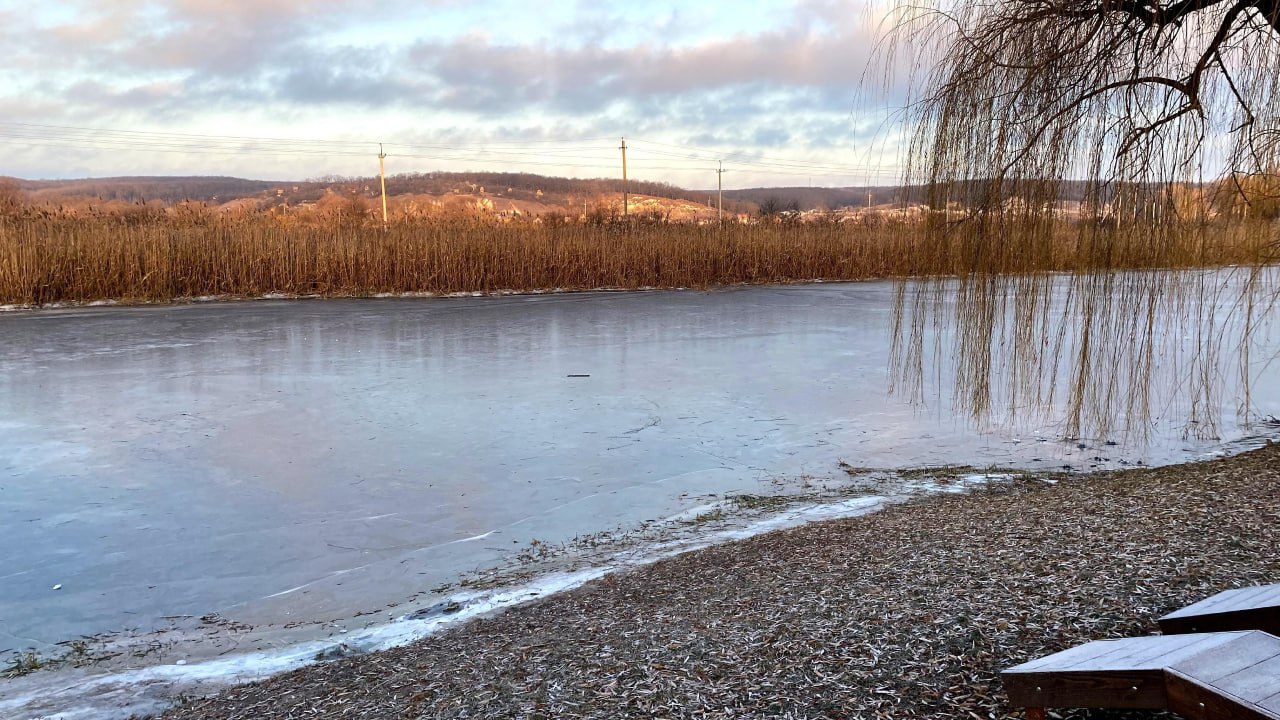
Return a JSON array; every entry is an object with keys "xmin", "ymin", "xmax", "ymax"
[{"xmin": 0, "ymin": 0, "xmax": 911, "ymax": 189}]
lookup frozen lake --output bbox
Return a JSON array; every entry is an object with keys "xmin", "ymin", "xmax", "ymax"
[{"xmin": 2, "ymin": 277, "xmax": 1278, "ymax": 716}]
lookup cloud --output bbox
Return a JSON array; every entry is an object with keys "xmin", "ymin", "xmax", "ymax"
[
  {"xmin": 19, "ymin": 0, "xmax": 389, "ymax": 77},
  {"xmin": 405, "ymin": 19, "xmax": 880, "ymax": 116},
  {"xmin": 14, "ymin": 0, "xmax": 890, "ymax": 115},
  {"xmin": 0, "ymin": 0, "xmax": 909, "ymax": 181}
]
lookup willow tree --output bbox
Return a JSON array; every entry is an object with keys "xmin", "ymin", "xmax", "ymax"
[{"xmin": 891, "ymin": 0, "xmax": 1280, "ymax": 440}]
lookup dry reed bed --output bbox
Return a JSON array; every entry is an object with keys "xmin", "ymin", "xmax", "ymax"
[
  {"xmin": 1, "ymin": 214, "xmax": 1273, "ymax": 305},
  {"xmin": 155, "ymin": 444, "xmax": 1280, "ymax": 720}
]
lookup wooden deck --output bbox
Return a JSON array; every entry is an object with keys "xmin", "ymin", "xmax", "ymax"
[
  {"xmin": 1003, "ymin": 630, "xmax": 1280, "ymax": 719},
  {"xmin": 1160, "ymin": 584, "xmax": 1280, "ymax": 636}
]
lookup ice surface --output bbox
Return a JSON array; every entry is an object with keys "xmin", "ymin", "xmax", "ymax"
[
  {"xmin": 0, "ymin": 277, "xmax": 1276, "ymax": 718},
  {"xmin": 0, "ymin": 495, "xmax": 886, "ymax": 720}
]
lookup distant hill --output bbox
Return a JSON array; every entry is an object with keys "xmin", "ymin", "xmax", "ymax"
[
  {"xmin": 14, "ymin": 173, "xmax": 882, "ymax": 213},
  {"xmin": 384, "ymin": 172, "xmax": 705, "ymax": 206},
  {"xmin": 19, "ymin": 176, "xmax": 279, "ymax": 204},
  {"xmin": 718, "ymin": 181, "xmax": 1114, "ymax": 210},
  {"xmin": 15, "ymin": 173, "xmax": 730, "ymax": 208},
  {"xmin": 12, "ymin": 174, "xmax": 1144, "ymax": 216},
  {"xmin": 718, "ymin": 186, "xmax": 902, "ymax": 211}
]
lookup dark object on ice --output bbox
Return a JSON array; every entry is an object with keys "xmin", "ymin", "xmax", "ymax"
[
  {"xmin": 566, "ymin": 374, "xmax": 591, "ymax": 378},
  {"xmin": 1003, "ymin": 630, "xmax": 1280, "ymax": 719},
  {"xmin": 1159, "ymin": 584, "xmax": 1280, "ymax": 637}
]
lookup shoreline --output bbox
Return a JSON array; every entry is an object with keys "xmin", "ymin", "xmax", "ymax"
[
  {"xmin": 149, "ymin": 443, "xmax": 1278, "ymax": 720},
  {"xmin": 6, "ymin": 446, "xmax": 1274, "ymax": 719},
  {"xmin": 0, "ymin": 279, "xmax": 847, "ymax": 314},
  {"xmin": 1, "ymin": 277, "xmax": 1276, "ymax": 718},
  {"xmin": 3, "ymin": 264, "xmax": 1266, "ymax": 313},
  {"xmin": 0, "ymin": 466, "xmax": 1024, "ymax": 720},
  {"xmin": 2, "ymin": 495, "xmax": 898, "ymax": 720}
]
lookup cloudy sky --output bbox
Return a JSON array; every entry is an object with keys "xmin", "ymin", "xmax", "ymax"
[{"xmin": 1, "ymin": 0, "xmax": 910, "ymax": 188}]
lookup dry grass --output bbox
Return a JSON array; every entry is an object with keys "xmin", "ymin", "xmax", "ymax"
[{"xmin": 0, "ymin": 210, "xmax": 1273, "ymax": 306}]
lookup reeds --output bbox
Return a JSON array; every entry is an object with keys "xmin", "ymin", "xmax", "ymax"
[
  {"xmin": 3, "ymin": 205, "xmax": 1275, "ymax": 439},
  {"xmin": 0, "ymin": 210, "xmax": 1272, "ymax": 306},
  {"xmin": 0, "ymin": 214, "xmax": 892, "ymax": 304}
]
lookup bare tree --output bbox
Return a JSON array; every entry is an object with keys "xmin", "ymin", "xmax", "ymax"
[
  {"xmin": 887, "ymin": 1, "xmax": 1280, "ymax": 440},
  {"xmin": 757, "ymin": 196, "xmax": 783, "ymax": 218},
  {"xmin": 904, "ymin": 0, "xmax": 1280, "ymax": 214}
]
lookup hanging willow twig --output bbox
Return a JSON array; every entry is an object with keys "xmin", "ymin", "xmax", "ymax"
[
  {"xmin": 904, "ymin": 0, "xmax": 1280, "ymax": 209},
  {"xmin": 887, "ymin": 0, "xmax": 1280, "ymax": 439}
]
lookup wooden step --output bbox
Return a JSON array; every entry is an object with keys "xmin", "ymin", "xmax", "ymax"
[
  {"xmin": 1003, "ymin": 631, "xmax": 1280, "ymax": 719},
  {"xmin": 1160, "ymin": 584, "xmax": 1280, "ymax": 636}
]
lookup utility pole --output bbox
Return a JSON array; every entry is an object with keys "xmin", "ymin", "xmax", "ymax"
[
  {"xmin": 716, "ymin": 161, "xmax": 727, "ymax": 224},
  {"xmin": 378, "ymin": 143, "xmax": 388, "ymax": 225},
  {"xmin": 619, "ymin": 137, "xmax": 629, "ymax": 218}
]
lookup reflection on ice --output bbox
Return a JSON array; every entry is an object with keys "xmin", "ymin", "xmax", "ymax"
[{"xmin": 893, "ymin": 267, "xmax": 1280, "ymax": 439}]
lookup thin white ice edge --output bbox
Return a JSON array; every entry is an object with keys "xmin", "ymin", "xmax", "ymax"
[{"xmin": 2, "ymin": 496, "xmax": 885, "ymax": 720}]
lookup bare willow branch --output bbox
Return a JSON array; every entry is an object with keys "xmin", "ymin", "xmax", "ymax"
[{"xmin": 887, "ymin": 0, "xmax": 1280, "ymax": 437}]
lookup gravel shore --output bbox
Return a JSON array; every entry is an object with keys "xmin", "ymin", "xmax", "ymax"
[{"xmin": 158, "ymin": 443, "xmax": 1280, "ymax": 720}]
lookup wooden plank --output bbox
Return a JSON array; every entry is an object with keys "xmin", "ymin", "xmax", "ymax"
[
  {"xmin": 1164, "ymin": 585, "xmax": 1280, "ymax": 620},
  {"xmin": 1216, "ymin": 586, "xmax": 1280, "ymax": 614},
  {"xmin": 1007, "ymin": 639, "xmax": 1143, "ymax": 673},
  {"xmin": 1167, "ymin": 670, "xmax": 1280, "ymax": 720},
  {"xmin": 1005, "ymin": 634, "xmax": 1246, "ymax": 675},
  {"xmin": 1207, "ymin": 655, "xmax": 1280, "ymax": 704},
  {"xmin": 1003, "ymin": 631, "xmax": 1279, "ymax": 714},
  {"xmin": 1170, "ymin": 632, "xmax": 1280, "ymax": 683},
  {"xmin": 1103, "ymin": 634, "xmax": 1245, "ymax": 670},
  {"xmin": 1163, "ymin": 587, "xmax": 1265, "ymax": 618},
  {"xmin": 1044, "ymin": 637, "xmax": 1180, "ymax": 671},
  {"xmin": 1161, "ymin": 606, "xmax": 1280, "ymax": 636},
  {"xmin": 1003, "ymin": 668, "xmax": 1167, "ymax": 710},
  {"xmin": 1258, "ymin": 689, "xmax": 1280, "ymax": 714}
]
